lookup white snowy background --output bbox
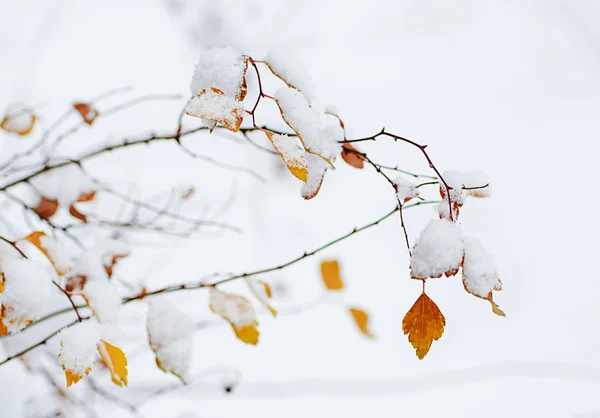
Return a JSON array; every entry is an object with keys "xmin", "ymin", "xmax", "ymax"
[{"xmin": 1, "ymin": 0, "xmax": 600, "ymax": 417}]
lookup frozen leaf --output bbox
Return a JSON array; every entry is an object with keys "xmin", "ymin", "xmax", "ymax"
[
  {"xmin": 33, "ymin": 197, "xmax": 59, "ymax": 221},
  {"xmin": 246, "ymin": 278, "xmax": 277, "ymax": 317},
  {"xmin": 262, "ymin": 130, "xmax": 308, "ymax": 181},
  {"xmin": 264, "ymin": 50, "xmax": 315, "ymax": 101},
  {"xmin": 147, "ymin": 299, "xmax": 194, "ymax": 382},
  {"xmin": 209, "ymin": 288, "xmax": 259, "ymax": 345},
  {"xmin": 393, "ymin": 177, "xmax": 420, "ymax": 203},
  {"xmin": 0, "ymin": 109, "xmax": 36, "ymax": 136},
  {"xmin": 402, "ymin": 292, "xmax": 445, "ymax": 359},
  {"xmin": 341, "ymin": 143, "xmax": 364, "ymax": 169},
  {"xmin": 68, "ymin": 204, "xmax": 88, "ymax": 223},
  {"xmin": 185, "ymin": 88, "xmax": 244, "ymax": 132},
  {"xmin": 72, "ymin": 103, "xmax": 98, "ymax": 126},
  {"xmin": 320, "ymin": 259, "xmax": 343, "ymax": 291},
  {"xmin": 59, "ymin": 321, "xmax": 101, "ymax": 387},
  {"xmin": 97, "ymin": 339, "xmax": 128, "ymax": 387},
  {"xmin": 301, "ymin": 153, "xmax": 328, "ymax": 199},
  {"xmin": 349, "ymin": 307, "xmax": 374, "ymax": 338},
  {"xmin": 20, "ymin": 231, "xmax": 71, "ymax": 276},
  {"xmin": 190, "ymin": 46, "xmax": 249, "ymax": 101},
  {"xmin": 0, "ymin": 259, "xmax": 52, "ymax": 334},
  {"xmin": 410, "ymin": 219, "xmax": 464, "ymax": 279}
]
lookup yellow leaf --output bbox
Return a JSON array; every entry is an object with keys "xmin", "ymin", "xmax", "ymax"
[
  {"xmin": 20, "ymin": 231, "xmax": 69, "ymax": 276},
  {"xmin": 488, "ymin": 293, "xmax": 506, "ymax": 317},
  {"xmin": 349, "ymin": 307, "xmax": 374, "ymax": 338},
  {"xmin": 209, "ymin": 288, "xmax": 260, "ymax": 345},
  {"xmin": 63, "ymin": 367, "xmax": 91, "ymax": 388},
  {"xmin": 402, "ymin": 292, "xmax": 445, "ymax": 359},
  {"xmin": 261, "ymin": 129, "xmax": 308, "ymax": 182},
  {"xmin": 320, "ymin": 260, "xmax": 343, "ymax": 291},
  {"xmin": 0, "ymin": 305, "xmax": 7, "ymax": 337},
  {"xmin": 97, "ymin": 340, "xmax": 128, "ymax": 387}
]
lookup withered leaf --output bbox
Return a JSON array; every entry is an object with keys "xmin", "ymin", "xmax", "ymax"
[
  {"xmin": 33, "ymin": 197, "xmax": 59, "ymax": 220},
  {"xmin": 73, "ymin": 103, "xmax": 99, "ymax": 126},
  {"xmin": 349, "ymin": 307, "xmax": 374, "ymax": 338},
  {"xmin": 0, "ymin": 110, "xmax": 36, "ymax": 137},
  {"xmin": 262, "ymin": 129, "xmax": 308, "ymax": 182},
  {"xmin": 341, "ymin": 143, "xmax": 365, "ymax": 169},
  {"xmin": 69, "ymin": 204, "xmax": 88, "ymax": 223},
  {"xmin": 402, "ymin": 292, "xmax": 445, "ymax": 359}
]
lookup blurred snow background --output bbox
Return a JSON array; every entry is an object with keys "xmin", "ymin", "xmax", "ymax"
[{"xmin": 1, "ymin": 0, "xmax": 600, "ymax": 417}]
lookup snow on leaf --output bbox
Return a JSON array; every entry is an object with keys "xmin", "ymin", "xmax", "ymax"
[
  {"xmin": 73, "ymin": 103, "xmax": 99, "ymax": 126},
  {"xmin": 488, "ymin": 294, "xmax": 506, "ymax": 317},
  {"xmin": 0, "ymin": 259, "xmax": 52, "ymax": 334},
  {"xmin": 190, "ymin": 46, "xmax": 249, "ymax": 101},
  {"xmin": 147, "ymin": 299, "xmax": 194, "ymax": 383},
  {"xmin": 59, "ymin": 321, "xmax": 101, "ymax": 387},
  {"xmin": 341, "ymin": 143, "xmax": 364, "ymax": 169},
  {"xmin": 185, "ymin": 88, "xmax": 244, "ymax": 132},
  {"xmin": 461, "ymin": 237, "xmax": 502, "ymax": 299},
  {"xmin": 20, "ymin": 231, "xmax": 72, "ymax": 276},
  {"xmin": 0, "ymin": 109, "xmax": 36, "ymax": 136},
  {"xmin": 209, "ymin": 288, "xmax": 259, "ymax": 345},
  {"xmin": 301, "ymin": 153, "xmax": 328, "ymax": 200},
  {"xmin": 320, "ymin": 259, "xmax": 343, "ymax": 291},
  {"xmin": 410, "ymin": 219, "xmax": 464, "ymax": 279},
  {"xmin": 264, "ymin": 50, "xmax": 315, "ymax": 101},
  {"xmin": 31, "ymin": 165, "xmax": 96, "ymax": 207},
  {"xmin": 97, "ymin": 339, "xmax": 128, "ymax": 387},
  {"xmin": 262, "ymin": 129, "xmax": 308, "ymax": 182},
  {"xmin": 349, "ymin": 307, "xmax": 374, "ymax": 338},
  {"xmin": 393, "ymin": 176, "xmax": 420, "ymax": 203},
  {"xmin": 402, "ymin": 292, "xmax": 445, "ymax": 359},
  {"xmin": 33, "ymin": 197, "xmax": 59, "ymax": 221},
  {"xmin": 82, "ymin": 280, "xmax": 121, "ymax": 324},
  {"xmin": 246, "ymin": 278, "xmax": 277, "ymax": 317}
]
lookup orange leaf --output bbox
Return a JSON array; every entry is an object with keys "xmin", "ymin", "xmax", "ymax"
[
  {"xmin": 349, "ymin": 307, "xmax": 374, "ymax": 338},
  {"xmin": 320, "ymin": 260, "xmax": 343, "ymax": 291},
  {"xmin": 33, "ymin": 197, "xmax": 59, "ymax": 220},
  {"xmin": 69, "ymin": 204, "xmax": 87, "ymax": 223},
  {"xmin": 341, "ymin": 143, "xmax": 365, "ymax": 169},
  {"xmin": 262, "ymin": 129, "xmax": 308, "ymax": 182},
  {"xmin": 73, "ymin": 103, "xmax": 99, "ymax": 126},
  {"xmin": 20, "ymin": 231, "xmax": 68, "ymax": 276},
  {"xmin": 77, "ymin": 190, "xmax": 97, "ymax": 202},
  {"xmin": 402, "ymin": 292, "xmax": 445, "ymax": 359},
  {"xmin": 97, "ymin": 340, "xmax": 128, "ymax": 387},
  {"xmin": 63, "ymin": 367, "xmax": 91, "ymax": 388},
  {"xmin": 0, "ymin": 110, "xmax": 36, "ymax": 136}
]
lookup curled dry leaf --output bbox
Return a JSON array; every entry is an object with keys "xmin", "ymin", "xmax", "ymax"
[
  {"xmin": 320, "ymin": 259, "xmax": 344, "ymax": 291},
  {"xmin": 209, "ymin": 288, "xmax": 260, "ymax": 345},
  {"xmin": 33, "ymin": 196, "xmax": 59, "ymax": 221},
  {"xmin": 97, "ymin": 339, "xmax": 128, "ymax": 387},
  {"xmin": 262, "ymin": 129, "xmax": 308, "ymax": 182},
  {"xmin": 341, "ymin": 143, "xmax": 365, "ymax": 169},
  {"xmin": 402, "ymin": 292, "xmax": 446, "ymax": 359},
  {"xmin": 73, "ymin": 103, "xmax": 99, "ymax": 126},
  {"xmin": 0, "ymin": 109, "xmax": 36, "ymax": 136},
  {"xmin": 349, "ymin": 307, "xmax": 374, "ymax": 338},
  {"xmin": 69, "ymin": 204, "xmax": 88, "ymax": 223}
]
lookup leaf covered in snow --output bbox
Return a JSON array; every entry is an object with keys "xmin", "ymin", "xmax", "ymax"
[
  {"xmin": 209, "ymin": 288, "xmax": 259, "ymax": 345},
  {"xmin": 0, "ymin": 108, "xmax": 36, "ymax": 136}
]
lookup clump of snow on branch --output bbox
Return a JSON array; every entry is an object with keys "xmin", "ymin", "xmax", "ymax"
[
  {"xmin": 0, "ymin": 259, "xmax": 53, "ymax": 333},
  {"xmin": 189, "ymin": 46, "xmax": 247, "ymax": 99},
  {"xmin": 462, "ymin": 237, "xmax": 502, "ymax": 298},
  {"xmin": 393, "ymin": 176, "xmax": 420, "ymax": 202},
  {"xmin": 58, "ymin": 321, "xmax": 101, "ymax": 378},
  {"xmin": 265, "ymin": 49, "xmax": 315, "ymax": 101},
  {"xmin": 30, "ymin": 165, "xmax": 95, "ymax": 206},
  {"xmin": 410, "ymin": 219, "xmax": 464, "ymax": 279},
  {"xmin": 147, "ymin": 299, "xmax": 194, "ymax": 382}
]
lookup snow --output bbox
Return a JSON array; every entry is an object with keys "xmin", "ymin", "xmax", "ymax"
[
  {"xmin": 265, "ymin": 49, "xmax": 315, "ymax": 101},
  {"xmin": 189, "ymin": 46, "xmax": 247, "ymax": 99},
  {"xmin": 393, "ymin": 176, "xmax": 420, "ymax": 202},
  {"xmin": 147, "ymin": 299, "xmax": 194, "ymax": 382},
  {"xmin": 185, "ymin": 89, "xmax": 244, "ymax": 129},
  {"xmin": 58, "ymin": 320, "xmax": 101, "ymax": 377},
  {"xmin": 274, "ymin": 86, "xmax": 340, "ymax": 160},
  {"xmin": 270, "ymin": 133, "xmax": 307, "ymax": 172},
  {"xmin": 30, "ymin": 165, "xmax": 96, "ymax": 206},
  {"xmin": 0, "ymin": 259, "xmax": 53, "ymax": 333},
  {"xmin": 410, "ymin": 219, "xmax": 464, "ymax": 279},
  {"xmin": 39, "ymin": 235, "xmax": 72, "ymax": 274},
  {"xmin": 83, "ymin": 279, "xmax": 121, "ymax": 324},
  {"xmin": 301, "ymin": 153, "xmax": 328, "ymax": 200},
  {"xmin": 462, "ymin": 237, "xmax": 502, "ymax": 298}
]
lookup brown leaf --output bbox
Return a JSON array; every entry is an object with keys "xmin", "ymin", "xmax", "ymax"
[
  {"xmin": 349, "ymin": 307, "xmax": 374, "ymax": 338},
  {"xmin": 69, "ymin": 204, "xmax": 87, "ymax": 223},
  {"xmin": 77, "ymin": 190, "xmax": 97, "ymax": 202},
  {"xmin": 73, "ymin": 103, "xmax": 99, "ymax": 126},
  {"xmin": 320, "ymin": 260, "xmax": 343, "ymax": 291},
  {"xmin": 402, "ymin": 292, "xmax": 446, "ymax": 359},
  {"xmin": 0, "ymin": 110, "xmax": 36, "ymax": 137},
  {"xmin": 341, "ymin": 143, "xmax": 365, "ymax": 169},
  {"xmin": 33, "ymin": 197, "xmax": 59, "ymax": 220}
]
